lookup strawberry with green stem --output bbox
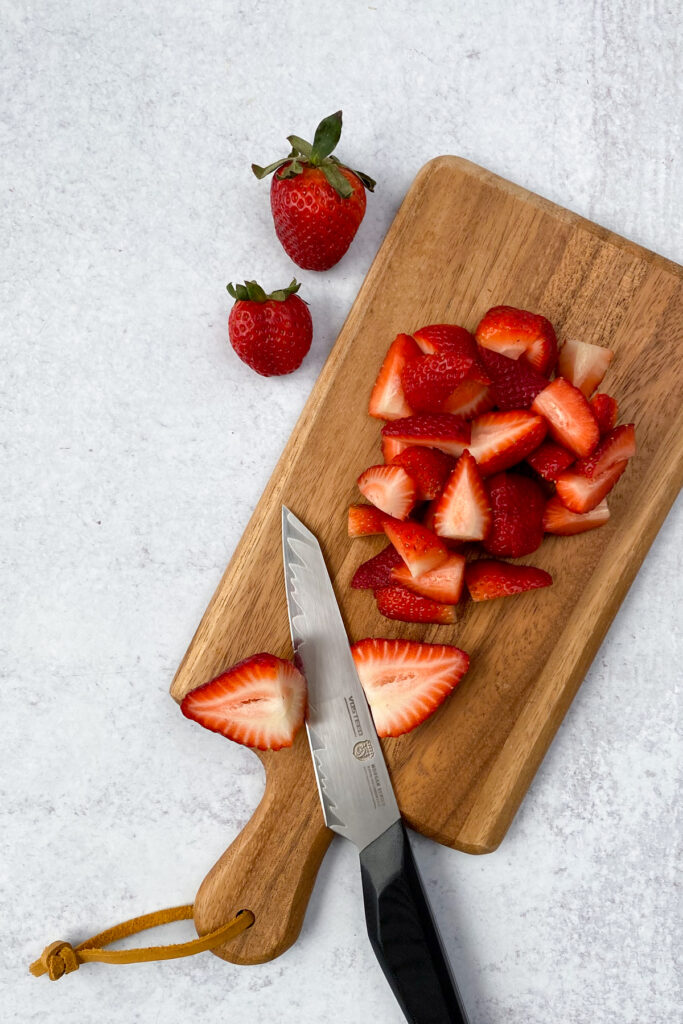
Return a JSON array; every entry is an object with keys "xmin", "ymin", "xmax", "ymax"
[{"xmin": 227, "ymin": 278, "xmax": 312, "ymax": 376}]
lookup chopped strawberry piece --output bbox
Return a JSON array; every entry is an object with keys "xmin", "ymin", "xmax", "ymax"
[
  {"xmin": 368, "ymin": 333, "xmax": 421, "ymax": 421},
  {"xmin": 555, "ymin": 459, "xmax": 628, "ymax": 513},
  {"xmin": 351, "ymin": 545, "xmax": 404, "ymax": 589},
  {"xmin": 391, "ymin": 553, "xmax": 466, "ymax": 604},
  {"xmin": 381, "ymin": 413, "xmax": 471, "ymax": 457},
  {"xmin": 574, "ymin": 423, "xmax": 636, "ymax": 478},
  {"xmin": 180, "ymin": 653, "xmax": 307, "ymax": 751},
  {"xmin": 466, "ymin": 560, "xmax": 553, "ymax": 601},
  {"xmin": 483, "ymin": 472, "xmax": 546, "ymax": 557},
  {"xmin": 357, "ymin": 464, "xmax": 416, "ymax": 519},
  {"xmin": 432, "ymin": 449, "xmax": 491, "ymax": 541},
  {"xmin": 390, "ymin": 446, "xmax": 455, "ymax": 500},
  {"xmin": 531, "ymin": 377, "xmax": 600, "ymax": 457},
  {"xmin": 381, "ymin": 435, "xmax": 407, "ymax": 462},
  {"xmin": 468, "ymin": 410, "xmax": 547, "ymax": 476},
  {"xmin": 401, "ymin": 351, "xmax": 480, "ymax": 413},
  {"xmin": 526, "ymin": 440, "xmax": 575, "ymax": 481},
  {"xmin": 383, "ymin": 519, "xmax": 449, "ymax": 577},
  {"xmin": 348, "ymin": 504, "xmax": 394, "ymax": 537},
  {"xmin": 412, "ymin": 324, "xmax": 477, "ymax": 356},
  {"xmin": 477, "ymin": 346, "xmax": 548, "ymax": 410},
  {"xmin": 350, "ymin": 638, "xmax": 469, "ymax": 737},
  {"xmin": 442, "ymin": 379, "xmax": 495, "ymax": 419},
  {"xmin": 475, "ymin": 305, "xmax": 557, "ymax": 375},
  {"xmin": 590, "ymin": 393, "xmax": 618, "ymax": 435},
  {"xmin": 375, "ymin": 585, "xmax": 457, "ymax": 624},
  {"xmin": 543, "ymin": 496, "xmax": 610, "ymax": 535},
  {"xmin": 557, "ymin": 339, "xmax": 613, "ymax": 397}
]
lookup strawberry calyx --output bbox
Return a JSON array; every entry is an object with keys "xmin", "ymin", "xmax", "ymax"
[
  {"xmin": 251, "ymin": 111, "xmax": 375, "ymax": 199},
  {"xmin": 227, "ymin": 278, "xmax": 302, "ymax": 303}
]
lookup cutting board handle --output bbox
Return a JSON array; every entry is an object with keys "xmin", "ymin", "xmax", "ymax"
[{"xmin": 192, "ymin": 731, "xmax": 333, "ymax": 965}]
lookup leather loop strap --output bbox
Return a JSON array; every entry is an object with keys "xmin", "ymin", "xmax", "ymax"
[{"xmin": 30, "ymin": 905, "xmax": 254, "ymax": 980}]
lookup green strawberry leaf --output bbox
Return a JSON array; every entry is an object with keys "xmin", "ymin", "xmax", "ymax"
[
  {"xmin": 286, "ymin": 135, "xmax": 313, "ymax": 159},
  {"xmin": 321, "ymin": 161, "xmax": 354, "ymax": 198},
  {"xmin": 311, "ymin": 110, "xmax": 343, "ymax": 164},
  {"xmin": 251, "ymin": 158, "xmax": 291, "ymax": 180},
  {"xmin": 227, "ymin": 279, "xmax": 301, "ymax": 304}
]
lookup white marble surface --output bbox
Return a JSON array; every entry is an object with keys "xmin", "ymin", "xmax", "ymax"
[{"xmin": 2, "ymin": 1, "xmax": 681, "ymax": 1021}]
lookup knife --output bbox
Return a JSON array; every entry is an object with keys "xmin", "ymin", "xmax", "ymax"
[{"xmin": 282, "ymin": 507, "xmax": 470, "ymax": 1024}]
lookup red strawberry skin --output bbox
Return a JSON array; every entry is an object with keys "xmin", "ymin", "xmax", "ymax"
[
  {"xmin": 351, "ymin": 545, "xmax": 405, "ymax": 589},
  {"xmin": 348, "ymin": 504, "xmax": 392, "ymax": 537},
  {"xmin": 477, "ymin": 346, "xmax": 548, "ymax": 410},
  {"xmin": 555, "ymin": 459, "xmax": 628, "ymax": 513},
  {"xmin": 390, "ymin": 446, "xmax": 455, "ymax": 500},
  {"xmin": 526, "ymin": 441, "xmax": 575, "ymax": 481},
  {"xmin": 483, "ymin": 472, "xmax": 546, "ymax": 557},
  {"xmin": 229, "ymin": 293, "xmax": 312, "ymax": 376},
  {"xmin": 573, "ymin": 424, "xmax": 636, "ymax": 478},
  {"xmin": 466, "ymin": 560, "xmax": 553, "ymax": 601},
  {"xmin": 383, "ymin": 519, "xmax": 449, "ymax": 577},
  {"xmin": 412, "ymin": 324, "xmax": 477, "ymax": 356},
  {"xmin": 381, "ymin": 413, "xmax": 471, "ymax": 457},
  {"xmin": 590, "ymin": 393, "xmax": 618, "ymax": 435},
  {"xmin": 271, "ymin": 164, "xmax": 366, "ymax": 271},
  {"xmin": 543, "ymin": 496, "xmax": 610, "ymax": 535},
  {"xmin": 401, "ymin": 351, "xmax": 473, "ymax": 413},
  {"xmin": 368, "ymin": 333, "xmax": 421, "ymax": 421},
  {"xmin": 375, "ymin": 585, "xmax": 457, "ymax": 624},
  {"xmin": 475, "ymin": 306, "xmax": 558, "ymax": 374}
]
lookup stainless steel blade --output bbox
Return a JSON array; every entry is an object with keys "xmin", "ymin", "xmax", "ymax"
[{"xmin": 282, "ymin": 506, "xmax": 400, "ymax": 851}]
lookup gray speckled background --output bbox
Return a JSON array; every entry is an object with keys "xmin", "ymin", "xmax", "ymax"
[{"xmin": 2, "ymin": 1, "xmax": 681, "ymax": 1021}]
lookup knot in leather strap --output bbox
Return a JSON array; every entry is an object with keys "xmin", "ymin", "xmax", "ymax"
[{"xmin": 40, "ymin": 940, "xmax": 80, "ymax": 980}]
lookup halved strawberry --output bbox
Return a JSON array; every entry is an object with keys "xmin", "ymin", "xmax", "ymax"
[
  {"xmin": 543, "ymin": 496, "xmax": 610, "ymax": 535},
  {"xmin": 390, "ymin": 446, "xmax": 455, "ymax": 500},
  {"xmin": 574, "ymin": 423, "xmax": 636, "ymax": 478},
  {"xmin": 348, "ymin": 504, "xmax": 393, "ymax": 537},
  {"xmin": 465, "ymin": 560, "xmax": 553, "ymax": 601},
  {"xmin": 351, "ymin": 638, "xmax": 469, "ymax": 737},
  {"xmin": 555, "ymin": 459, "xmax": 628, "ymax": 513},
  {"xmin": 383, "ymin": 519, "xmax": 449, "ymax": 577},
  {"xmin": 475, "ymin": 305, "xmax": 558, "ymax": 374},
  {"xmin": 432, "ymin": 449, "xmax": 491, "ymax": 541},
  {"xmin": 531, "ymin": 377, "xmax": 600, "ymax": 457},
  {"xmin": 526, "ymin": 440, "xmax": 575, "ymax": 481},
  {"xmin": 357, "ymin": 464, "xmax": 416, "ymax": 519},
  {"xmin": 375, "ymin": 585, "xmax": 457, "ymax": 624},
  {"xmin": 368, "ymin": 333, "xmax": 421, "ymax": 421},
  {"xmin": 442, "ymin": 379, "xmax": 495, "ymax": 419},
  {"xmin": 477, "ymin": 346, "xmax": 549, "ymax": 410},
  {"xmin": 590, "ymin": 393, "xmax": 618, "ymax": 435},
  {"xmin": 391, "ymin": 553, "xmax": 466, "ymax": 604},
  {"xmin": 381, "ymin": 413, "xmax": 471, "ymax": 457},
  {"xmin": 401, "ymin": 352, "xmax": 475, "ymax": 413},
  {"xmin": 557, "ymin": 339, "xmax": 613, "ymax": 397},
  {"xmin": 468, "ymin": 410, "xmax": 547, "ymax": 476},
  {"xmin": 351, "ymin": 545, "xmax": 404, "ymax": 589},
  {"xmin": 180, "ymin": 653, "xmax": 307, "ymax": 751},
  {"xmin": 483, "ymin": 472, "xmax": 546, "ymax": 557}
]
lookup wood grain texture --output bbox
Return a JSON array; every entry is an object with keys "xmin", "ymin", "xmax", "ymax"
[{"xmin": 171, "ymin": 158, "xmax": 683, "ymax": 965}]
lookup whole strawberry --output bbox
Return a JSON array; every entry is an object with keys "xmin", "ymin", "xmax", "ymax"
[
  {"xmin": 227, "ymin": 279, "xmax": 312, "ymax": 376},
  {"xmin": 252, "ymin": 111, "xmax": 375, "ymax": 271}
]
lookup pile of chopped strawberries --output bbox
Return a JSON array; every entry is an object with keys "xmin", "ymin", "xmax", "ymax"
[{"xmin": 350, "ymin": 305, "xmax": 636, "ymax": 621}]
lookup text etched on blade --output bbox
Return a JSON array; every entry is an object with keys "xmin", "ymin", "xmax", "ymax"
[{"xmin": 344, "ymin": 695, "xmax": 364, "ymax": 737}]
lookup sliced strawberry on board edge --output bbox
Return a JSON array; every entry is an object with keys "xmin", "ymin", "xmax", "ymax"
[
  {"xmin": 375, "ymin": 585, "xmax": 457, "ymax": 624},
  {"xmin": 590, "ymin": 393, "xmax": 619, "ymax": 435},
  {"xmin": 348, "ymin": 504, "xmax": 394, "ymax": 537},
  {"xmin": 526, "ymin": 440, "xmax": 575, "ymax": 481},
  {"xmin": 468, "ymin": 410, "xmax": 547, "ymax": 476},
  {"xmin": 381, "ymin": 413, "xmax": 471, "ymax": 457},
  {"xmin": 543, "ymin": 496, "xmax": 610, "ymax": 535},
  {"xmin": 483, "ymin": 472, "xmax": 546, "ymax": 558},
  {"xmin": 357, "ymin": 464, "xmax": 416, "ymax": 520},
  {"xmin": 475, "ymin": 305, "xmax": 558, "ymax": 375},
  {"xmin": 351, "ymin": 545, "xmax": 405, "ymax": 589},
  {"xmin": 391, "ymin": 552, "xmax": 466, "ymax": 604},
  {"xmin": 180, "ymin": 653, "xmax": 307, "ymax": 751},
  {"xmin": 465, "ymin": 560, "xmax": 553, "ymax": 601},
  {"xmin": 350, "ymin": 638, "xmax": 470, "ymax": 737},
  {"xmin": 442, "ymin": 379, "xmax": 496, "ymax": 419},
  {"xmin": 383, "ymin": 518, "xmax": 449, "ymax": 577},
  {"xmin": 368, "ymin": 333, "xmax": 421, "ymax": 421},
  {"xmin": 557, "ymin": 338, "xmax": 613, "ymax": 397},
  {"xmin": 531, "ymin": 377, "xmax": 600, "ymax": 458},
  {"xmin": 574, "ymin": 423, "xmax": 636, "ymax": 479},
  {"xmin": 477, "ymin": 346, "xmax": 549, "ymax": 410},
  {"xmin": 432, "ymin": 449, "xmax": 491, "ymax": 541},
  {"xmin": 390, "ymin": 446, "xmax": 455, "ymax": 500},
  {"xmin": 555, "ymin": 458, "xmax": 628, "ymax": 513}
]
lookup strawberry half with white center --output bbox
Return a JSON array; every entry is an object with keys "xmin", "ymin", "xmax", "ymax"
[
  {"xmin": 375, "ymin": 585, "xmax": 457, "ymax": 624},
  {"xmin": 543, "ymin": 496, "xmax": 610, "ymax": 535},
  {"xmin": 348, "ymin": 504, "xmax": 396, "ymax": 537},
  {"xmin": 391, "ymin": 553, "xmax": 466, "ymax": 604},
  {"xmin": 252, "ymin": 111, "xmax": 375, "ymax": 271},
  {"xmin": 368, "ymin": 333, "xmax": 421, "ymax": 421},
  {"xmin": 555, "ymin": 459, "xmax": 628, "ymax": 513},
  {"xmin": 573, "ymin": 423, "xmax": 636, "ymax": 478},
  {"xmin": 483, "ymin": 472, "xmax": 546, "ymax": 557},
  {"xmin": 477, "ymin": 346, "xmax": 549, "ymax": 410},
  {"xmin": 465, "ymin": 560, "xmax": 553, "ymax": 601},
  {"xmin": 442, "ymin": 379, "xmax": 495, "ymax": 419},
  {"xmin": 432, "ymin": 449, "xmax": 491, "ymax": 541},
  {"xmin": 351, "ymin": 545, "xmax": 405, "ymax": 589},
  {"xmin": 526, "ymin": 440, "xmax": 575, "ymax": 481},
  {"xmin": 351, "ymin": 638, "xmax": 470, "ymax": 737},
  {"xmin": 557, "ymin": 339, "xmax": 613, "ymax": 397},
  {"xmin": 357, "ymin": 464, "xmax": 416, "ymax": 519},
  {"xmin": 475, "ymin": 305, "xmax": 558, "ymax": 375},
  {"xmin": 381, "ymin": 413, "xmax": 471, "ymax": 457},
  {"xmin": 590, "ymin": 393, "xmax": 619, "ymax": 435},
  {"xmin": 390, "ymin": 446, "xmax": 455, "ymax": 500},
  {"xmin": 383, "ymin": 519, "xmax": 449, "ymax": 577},
  {"xmin": 180, "ymin": 654, "xmax": 307, "ymax": 751},
  {"xmin": 468, "ymin": 410, "xmax": 547, "ymax": 475},
  {"xmin": 227, "ymin": 279, "xmax": 313, "ymax": 376},
  {"xmin": 531, "ymin": 377, "xmax": 600, "ymax": 457}
]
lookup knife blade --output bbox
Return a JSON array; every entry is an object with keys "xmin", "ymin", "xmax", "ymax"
[{"xmin": 282, "ymin": 507, "xmax": 470, "ymax": 1024}]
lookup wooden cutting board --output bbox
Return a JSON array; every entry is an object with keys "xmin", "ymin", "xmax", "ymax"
[{"xmin": 170, "ymin": 157, "xmax": 683, "ymax": 966}]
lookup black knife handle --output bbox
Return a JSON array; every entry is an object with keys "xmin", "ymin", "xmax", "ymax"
[{"xmin": 360, "ymin": 820, "xmax": 469, "ymax": 1024}]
